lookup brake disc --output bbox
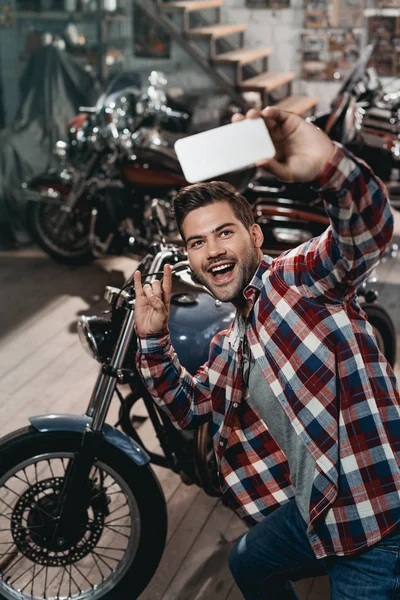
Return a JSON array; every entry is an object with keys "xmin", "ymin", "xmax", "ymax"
[{"xmin": 11, "ymin": 477, "xmax": 106, "ymax": 566}]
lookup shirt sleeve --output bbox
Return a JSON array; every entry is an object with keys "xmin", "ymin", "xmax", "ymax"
[
  {"xmin": 136, "ymin": 331, "xmax": 212, "ymax": 430},
  {"xmin": 275, "ymin": 143, "xmax": 394, "ymax": 303}
]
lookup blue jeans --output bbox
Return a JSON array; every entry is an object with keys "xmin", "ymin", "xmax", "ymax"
[{"xmin": 228, "ymin": 499, "xmax": 400, "ymax": 599}]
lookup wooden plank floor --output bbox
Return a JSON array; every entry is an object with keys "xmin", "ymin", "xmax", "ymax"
[{"xmin": 1, "ymin": 211, "xmax": 400, "ymax": 600}]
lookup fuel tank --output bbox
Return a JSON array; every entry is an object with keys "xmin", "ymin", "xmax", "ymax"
[
  {"xmin": 121, "ymin": 129, "xmax": 187, "ymax": 188},
  {"xmin": 168, "ymin": 275, "xmax": 235, "ymax": 375}
]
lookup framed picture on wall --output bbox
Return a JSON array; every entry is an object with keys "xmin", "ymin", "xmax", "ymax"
[{"xmin": 134, "ymin": 4, "xmax": 171, "ymax": 58}]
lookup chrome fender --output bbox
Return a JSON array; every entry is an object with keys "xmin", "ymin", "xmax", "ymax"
[{"xmin": 29, "ymin": 414, "xmax": 150, "ymax": 466}]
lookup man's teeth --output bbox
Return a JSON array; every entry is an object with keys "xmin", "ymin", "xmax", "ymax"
[{"xmin": 211, "ymin": 264, "xmax": 233, "ymax": 273}]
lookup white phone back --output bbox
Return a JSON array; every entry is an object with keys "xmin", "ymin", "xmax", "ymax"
[{"xmin": 174, "ymin": 117, "xmax": 276, "ymax": 183}]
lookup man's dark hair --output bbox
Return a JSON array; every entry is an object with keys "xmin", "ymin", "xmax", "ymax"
[{"xmin": 172, "ymin": 181, "xmax": 255, "ymax": 243}]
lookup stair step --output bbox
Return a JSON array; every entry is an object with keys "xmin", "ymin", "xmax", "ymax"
[
  {"xmin": 239, "ymin": 71, "xmax": 295, "ymax": 91},
  {"xmin": 187, "ymin": 23, "xmax": 247, "ymax": 37},
  {"xmin": 213, "ymin": 46, "xmax": 272, "ymax": 64},
  {"xmin": 274, "ymin": 95, "xmax": 319, "ymax": 115},
  {"xmin": 163, "ymin": 0, "xmax": 223, "ymax": 11}
]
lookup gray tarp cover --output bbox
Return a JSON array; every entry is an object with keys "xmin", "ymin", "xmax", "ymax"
[{"xmin": 0, "ymin": 45, "xmax": 99, "ymax": 232}]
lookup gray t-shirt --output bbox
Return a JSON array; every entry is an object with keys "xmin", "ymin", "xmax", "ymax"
[{"xmin": 242, "ymin": 337, "xmax": 316, "ymax": 524}]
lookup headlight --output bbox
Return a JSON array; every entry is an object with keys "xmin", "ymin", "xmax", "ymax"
[{"xmin": 77, "ymin": 316, "xmax": 112, "ymax": 362}]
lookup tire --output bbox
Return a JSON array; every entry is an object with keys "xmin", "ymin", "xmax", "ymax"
[
  {"xmin": 0, "ymin": 426, "xmax": 167, "ymax": 600},
  {"xmin": 362, "ymin": 303, "xmax": 397, "ymax": 368},
  {"xmin": 27, "ymin": 196, "xmax": 94, "ymax": 265}
]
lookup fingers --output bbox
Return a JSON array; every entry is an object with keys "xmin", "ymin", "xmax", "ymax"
[
  {"xmin": 260, "ymin": 106, "xmax": 291, "ymax": 124},
  {"xmin": 232, "ymin": 106, "xmax": 292, "ymax": 127},
  {"xmin": 162, "ymin": 264, "xmax": 172, "ymax": 307},
  {"xmin": 260, "ymin": 106, "xmax": 301, "ymax": 139},
  {"xmin": 134, "ymin": 265, "xmax": 172, "ymax": 311},
  {"xmin": 231, "ymin": 108, "xmax": 261, "ymax": 124},
  {"xmin": 142, "ymin": 283, "xmax": 165, "ymax": 310},
  {"xmin": 133, "ymin": 270, "xmax": 145, "ymax": 297},
  {"xmin": 151, "ymin": 279, "xmax": 162, "ymax": 300},
  {"xmin": 231, "ymin": 113, "xmax": 245, "ymax": 123}
]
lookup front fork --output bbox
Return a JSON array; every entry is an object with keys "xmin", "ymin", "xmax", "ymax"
[
  {"xmin": 53, "ymin": 155, "xmax": 97, "ymax": 235},
  {"xmin": 57, "ymin": 303, "xmax": 136, "ymax": 530}
]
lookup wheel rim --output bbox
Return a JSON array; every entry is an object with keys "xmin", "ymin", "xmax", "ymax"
[
  {"xmin": 0, "ymin": 453, "xmax": 141, "ymax": 600},
  {"xmin": 34, "ymin": 203, "xmax": 91, "ymax": 258}
]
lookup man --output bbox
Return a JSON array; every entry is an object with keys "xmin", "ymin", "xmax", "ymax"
[{"xmin": 134, "ymin": 107, "xmax": 400, "ymax": 599}]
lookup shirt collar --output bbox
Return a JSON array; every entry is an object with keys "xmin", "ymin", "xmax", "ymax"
[
  {"xmin": 227, "ymin": 254, "xmax": 273, "ymax": 350},
  {"xmin": 244, "ymin": 254, "xmax": 274, "ymax": 302}
]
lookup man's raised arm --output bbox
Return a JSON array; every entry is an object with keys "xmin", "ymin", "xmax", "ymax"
[
  {"xmin": 232, "ymin": 107, "xmax": 393, "ymax": 302},
  {"xmin": 134, "ymin": 265, "xmax": 212, "ymax": 430}
]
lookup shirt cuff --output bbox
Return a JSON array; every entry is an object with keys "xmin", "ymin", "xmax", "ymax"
[
  {"xmin": 137, "ymin": 331, "xmax": 170, "ymax": 353},
  {"xmin": 310, "ymin": 142, "xmax": 360, "ymax": 194}
]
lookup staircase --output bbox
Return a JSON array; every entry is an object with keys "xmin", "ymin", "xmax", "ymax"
[{"xmin": 137, "ymin": 0, "xmax": 319, "ymax": 116}]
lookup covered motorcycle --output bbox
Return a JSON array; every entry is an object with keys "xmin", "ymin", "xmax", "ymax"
[{"xmin": 0, "ymin": 45, "xmax": 99, "ymax": 244}]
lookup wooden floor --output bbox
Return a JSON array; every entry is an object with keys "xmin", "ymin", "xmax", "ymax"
[{"xmin": 1, "ymin": 211, "xmax": 400, "ymax": 600}]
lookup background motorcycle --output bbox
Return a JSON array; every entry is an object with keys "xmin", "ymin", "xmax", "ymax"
[
  {"xmin": 0, "ymin": 201, "xmax": 395, "ymax": 600},
  {"xmin": 23, "ymin": 71, "xmax": 193, "ymax": 265},
  {"xmin": 249, "ymin": 44, "xmax": 400, "ymax": 215},
  {"xmin": 320, "ymin": 44, "xmax": 400, "ymax": 208}
]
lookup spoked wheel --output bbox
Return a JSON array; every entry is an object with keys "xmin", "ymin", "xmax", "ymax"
[
  {"xmin": 27, "ymin": 197, "xmax": 94, "ymax": 265},
  {"xmin": 0, "ymin": 427, "xmax": 167, "ymax": 600}
]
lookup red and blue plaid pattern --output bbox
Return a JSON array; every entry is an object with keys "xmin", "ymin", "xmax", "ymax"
[{"xmin": 137, "ymin": 144, "xmax": 400, "ymax": 558}]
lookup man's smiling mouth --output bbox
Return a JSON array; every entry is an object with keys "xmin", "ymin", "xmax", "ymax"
[{"xmin": 208, "ymin": 262, "xmax": 236, "ymax": 283}]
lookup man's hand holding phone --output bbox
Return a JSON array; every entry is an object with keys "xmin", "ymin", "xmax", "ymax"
[
  {"xmin": 232, "ymin": 107, "xmax": 336, "ymax": 183},
  {"xmin": 134, "ymin": 265, "xmax": 172, "ymax": 337}
]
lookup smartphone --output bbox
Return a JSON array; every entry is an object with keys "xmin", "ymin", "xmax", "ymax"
[{"xmin": 174, "ymin": 117, "xmax": 275, "ymax": 184}]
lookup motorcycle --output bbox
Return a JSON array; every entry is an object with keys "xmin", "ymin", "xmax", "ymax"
[
  {"xmin": 22, "ymin": 71, "xmax": 194, "ymax": 265},
  {"xmin": 247, "ymin": 44, "xmax": 400, "ymax": 214},
  {"xmin": 0, "ymin": 201, "xmax": 395, "ymax": 600}
]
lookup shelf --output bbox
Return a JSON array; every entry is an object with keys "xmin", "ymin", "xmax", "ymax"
[
  {"xmin": 300, "ymin": 27, "xmax": 364, "ymax": 33},
  {"xmin": 14, "ymin": 9, "xmax": 126, "ymax": 20},
  {"xmin": 364, "ymin": 8, "xmax": 400, "ymax": 16}
]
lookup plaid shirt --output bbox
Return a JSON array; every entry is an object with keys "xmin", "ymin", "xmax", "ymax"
[{"xmin": 137, "ymin": 144, "xmax": 400, "ymax": 558}]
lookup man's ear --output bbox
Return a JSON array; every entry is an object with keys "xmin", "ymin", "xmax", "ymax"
[{"xmin": 251, "ymin": 224, "xmax": 264, "ymax": 249}]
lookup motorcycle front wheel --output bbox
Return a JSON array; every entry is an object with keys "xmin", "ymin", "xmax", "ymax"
[
  {"xmin": 0, "ymin": 427, "xmax": 167, "ymax": 600},
  {"xmin": 27, "ymin": 198, "xmax": 94, "ymax": 265}
]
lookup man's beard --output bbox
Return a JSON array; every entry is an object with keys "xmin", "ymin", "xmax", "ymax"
[{"xmin": 192, "ymin": 246, "xmax": 260, "ymax": 304}]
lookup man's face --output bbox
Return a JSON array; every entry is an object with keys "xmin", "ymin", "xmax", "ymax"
[{"xmin": 182, "ymin": 201, "xmax": 263, "ymax": 304}]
